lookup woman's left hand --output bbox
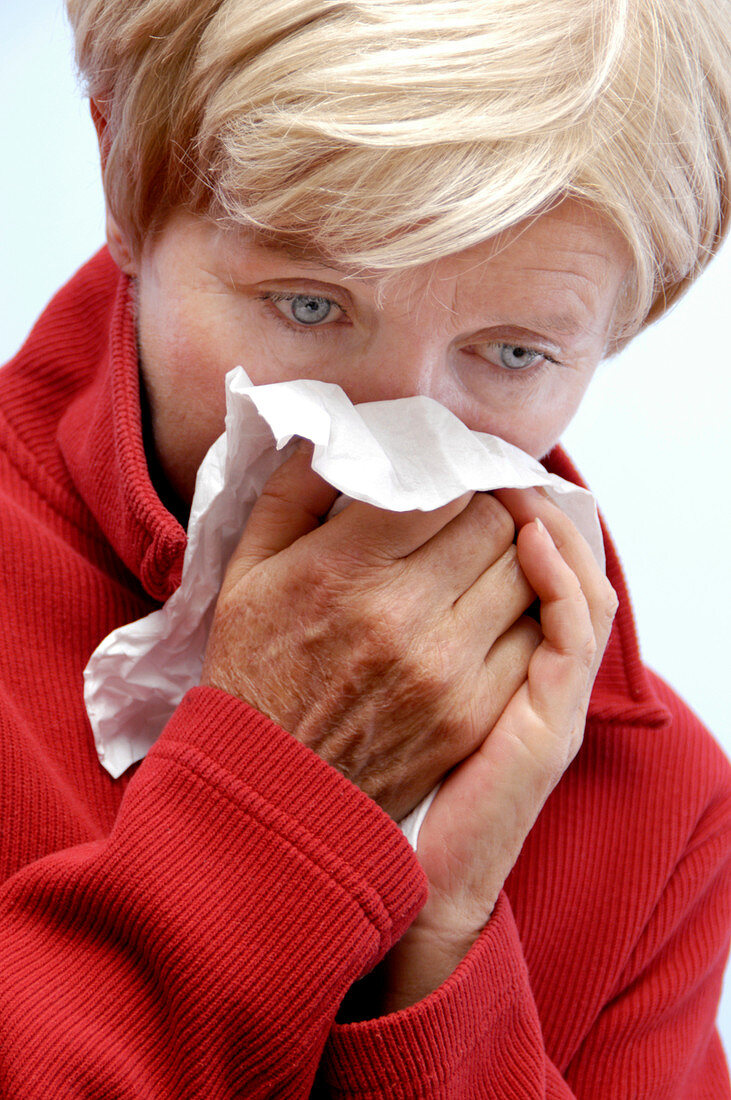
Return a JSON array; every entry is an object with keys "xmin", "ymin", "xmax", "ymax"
[{"xmin": 381, "ymin": 487, "xmax": 618, "ymax": 1012}]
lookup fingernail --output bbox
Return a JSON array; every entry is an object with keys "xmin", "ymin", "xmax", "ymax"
[{"xmin": 534, "ymin": 517, "xmax": 553, "ymax": 543}]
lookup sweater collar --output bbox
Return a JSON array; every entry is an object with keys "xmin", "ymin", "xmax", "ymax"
[
  {"xmin": 58, "ymin": 252, "xmax": 187, "ymax": 603},
  {"xmin": 56, "ymin": 250, "xmax": 669, "ymax": 728}
]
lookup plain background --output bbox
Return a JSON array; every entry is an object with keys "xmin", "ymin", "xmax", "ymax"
[{"xmin": 2, "ymin": 0, "xmax": 730, "ymax": 1061}]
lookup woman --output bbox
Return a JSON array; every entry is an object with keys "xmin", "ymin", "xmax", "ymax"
[{"xmin": 0, "ymin": 0, "xmax": 729, "ymax": 1096}]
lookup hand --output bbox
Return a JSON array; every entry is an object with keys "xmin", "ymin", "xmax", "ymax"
[
  {"xmin": 201, "ymin": 445, "xmax": 542, "ymax": 821},
  {"xmin": 381, "ymin": 488, "xmax": 618, "ymax": 1010}
]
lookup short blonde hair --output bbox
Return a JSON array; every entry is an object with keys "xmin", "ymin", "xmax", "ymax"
[{"xmin": 66, "ymin": 0, "xmax": 730, "ymax": 340}]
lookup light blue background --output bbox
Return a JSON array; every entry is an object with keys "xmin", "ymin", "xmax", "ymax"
[{"xmin": 2, "ymin": 0, "xmax": 729, "ymax": 1062}]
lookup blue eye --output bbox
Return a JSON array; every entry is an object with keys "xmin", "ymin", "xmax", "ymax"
[
  {"xmin": 469, "ymin": 339, "xmax": 557, "ymax": 375},
  {"xmin": 264, "ymin": 292, "xmax": 344, "ymax": 327},
  {"xmin": 499, "ymin": 344, "xmax": 541, "ymax": 370},
  {"xmin": 287, "ymin": 295, "xmax": 333, "ymax": 325}
]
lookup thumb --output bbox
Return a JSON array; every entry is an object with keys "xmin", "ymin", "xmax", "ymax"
[{"xmin": 224, "ymin": 442, "xmax": 339, "ymax": 585}]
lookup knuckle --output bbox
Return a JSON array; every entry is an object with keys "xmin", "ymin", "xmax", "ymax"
[
  {"xmin": 602, "ymin": 580, "xmax": 620, "ymax": 621},
  {"xmin": 566, "ymin": 572, "xmax": 586, "ymax": 600},
  {"xmin": 473, "ymin": 492, "xmax": 516, "ymax": 548},
  {"xmin": 492, "ymin": 501, "xmax": 518, "ymax": 548},
  {"xmin": 568, "ymin": 723, "xmax": 586, "ymax": 761},
  {"xmin": 500, "ymin": 543, "xmax": 529, "ymax": 590},
  {"xmin": 300, "ymin": 554, "xmax": 335, "ymax": 591},
  {"xmin": 579, "ymin": 633, "xmax": 598, "ymax": 668},
  {"xmin": 563, "ymin": 583, "xmax": 590, "ymax": 623}
]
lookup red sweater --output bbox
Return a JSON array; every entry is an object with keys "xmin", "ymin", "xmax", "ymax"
[{"xmin": 0, "ymin": 249, "xmax": 728, "ymax": 1098}]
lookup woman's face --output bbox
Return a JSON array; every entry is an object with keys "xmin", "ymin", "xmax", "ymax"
[{"xmin": 129, "ymin": 200, "xmax": 631, "ymax": 505}]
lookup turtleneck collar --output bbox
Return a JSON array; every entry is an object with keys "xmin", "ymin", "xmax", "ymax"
[{"xmin": 57, "ymin": 252, "xmax": 187, "ymax": 603}]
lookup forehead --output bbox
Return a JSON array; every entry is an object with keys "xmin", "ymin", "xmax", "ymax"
[
  {"xmin": 253, "ymin": 199, "xmax": 629, "ymax": 290},
  {"xmin": 427, "ymin": 202, "xmax": 630, "ymax": 290},
  {"xmin": 445, "ymin": 202, "xmax": 632, "ymax": 334},
  {"xmin": 368, "ymin": 202, "xmax": 630, "ymax": 342}
]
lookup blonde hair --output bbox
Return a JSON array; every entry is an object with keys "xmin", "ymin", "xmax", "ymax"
[{"xmin": 66, "ymin": 0, "xmax": 730, "ymax": 340}]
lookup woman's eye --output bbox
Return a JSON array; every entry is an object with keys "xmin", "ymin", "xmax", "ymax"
[
  {"xmin": 472, "ymin": 341, "xmax": 552, "ymax": 371},
  {"xmin": 270, "ymin": 293, "xmax": 343, "ymax": 326},
  {"xmin": 497, "ymin": 344, "xmax": 542, "ymax": 370}
]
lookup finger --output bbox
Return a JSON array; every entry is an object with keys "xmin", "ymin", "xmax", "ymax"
[
  {"xmin": 494, "ymin": 488, "xmax": 599, "ymax": 584},
  {"xmin": 405, "ymin": 492, "xmax": 516, "ymax": 598},
  {"xmin": 514, "ymin": 519, "xmax": 596, "ymax": 732},
  {"xmin": 448, "ymin": 522, "xmax": 594, "ymax": 842},
  {"xmin": 415, "ymin": 525, "xmax": 597, "ymax": 926},
  {"xmin": 480, "ymin": 614, "xmax": 543, "ymax": 715},
  {"xmin": 453, "ymin": 544, "xmax": 536, "ymax": 648},
  {"xmin": 414, "ymin": 614, "xmax": 553, "ymax": 924},
  {"xmin": 225, "ymin": 442, "xmax": 339, "ymax": 584},
  {"xmin": 435, "ymin": 616, "xmax": 543, "ymax": 766},
  {"xmin": 494, "ymin": 487, "xmax": 617, "ymax": 657},
  {"xmin": 325, "ymin": 491, "xmax": 475, "ymax": 562}
]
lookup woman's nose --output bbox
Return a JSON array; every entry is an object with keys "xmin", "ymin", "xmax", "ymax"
[{"xmin": 346, "ymin": 337, "xmax": 447, "ymax": 406}]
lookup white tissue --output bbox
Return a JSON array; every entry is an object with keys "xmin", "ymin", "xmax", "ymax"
[{"xmin": 84, "ymin": 367, "xmax": 604, "ymax": 849}]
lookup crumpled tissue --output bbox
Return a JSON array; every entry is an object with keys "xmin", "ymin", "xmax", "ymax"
[{"xmin": 84, "ymin": 366, "xmax": 604, "ymax": 849}]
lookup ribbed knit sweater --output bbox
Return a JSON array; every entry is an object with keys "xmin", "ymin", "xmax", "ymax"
[{"xmin": 0, "ymin": 249, "xmax": 728, "ymax": 1098}]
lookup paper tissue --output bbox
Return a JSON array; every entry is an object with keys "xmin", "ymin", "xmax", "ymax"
[{"xmin": 84, "ymin": 367, "xmax": 603, "ymax": 847}]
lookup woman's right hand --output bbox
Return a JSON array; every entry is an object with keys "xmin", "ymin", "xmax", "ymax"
[{"xmin": 201, "ymin": 444, "xmax": 541, "ymax": 822}]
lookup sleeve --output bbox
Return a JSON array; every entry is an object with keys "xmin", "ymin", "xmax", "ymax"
[
  {"xmin": 0, "ymin": 687, "xmax": 427, "ymax": 1099},
  {"xmin": 564, "ymin": 786, "xmax": 731, "ymax": 1098},
  {"xmin": 317, "ymin": 790, "xmax": 731, "ymax": 1098},
  {"xmin": 322, "ymin": 892, "xmax": 577, "ymax": 1099}
]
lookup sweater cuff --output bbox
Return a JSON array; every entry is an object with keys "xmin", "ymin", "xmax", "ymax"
[
  {"xmin": 322, "ymin": 892, "xmax": 537, "ymax": 1097},
  {"xmin": 147, "ymin": 685, "xmax": 427, "ymax": 958}
]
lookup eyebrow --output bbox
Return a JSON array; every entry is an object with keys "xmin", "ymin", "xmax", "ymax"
[
  {"xmin": 527, "ymin": 312, "xmax": 586, "ymax": 338},
  {"xmin": 255, "ymin": 235, "xmax": 351, "ymax": 274},
  {"xmin": 280, "ymin": 252, "xmax": 352, "ymax": 275}
]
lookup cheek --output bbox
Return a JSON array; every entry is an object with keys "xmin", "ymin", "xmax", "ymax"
[
  {"xmin": 187, "ymin": 298, "xmax": 333, "ymax": 389},
  {"xmin": 523, "ymin": 368, "xmax": 596, "ymax": 456},
  {"xmin": 451, "ymin": 367, "xmax": 594, "ymax": 459},
  {"xmin": 142, "ymin": 292, "xmax": 269, "ymax": 402},
  {"xmin": 137, "ymin": 293, "xmax": 235, "ymax": 482},
  {"xmin": 239, "ymin": 331, "xmax": 359, "ymax": 389},
  {"xmin": 521, "ymin": 377, "xmax": 594, "ymax": 457}
]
